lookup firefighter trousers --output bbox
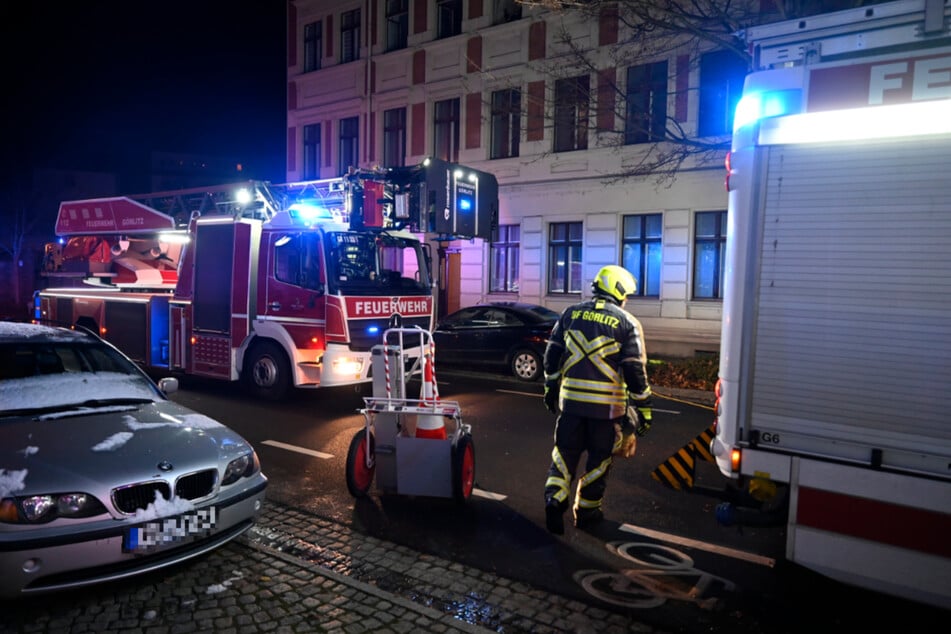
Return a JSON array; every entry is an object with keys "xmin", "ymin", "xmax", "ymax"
[{"xmin": 544, "ymin": 412, "xmax": 619, "ymax": 518}]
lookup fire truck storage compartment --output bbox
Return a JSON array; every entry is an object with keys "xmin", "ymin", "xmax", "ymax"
[
  {"xmin": 55, "ymin": 297, "xmax": 72, "ymax": 325},
  {"xmin": 193, "ymin": 222, "xmax": 235, "ymax": 334},
  {"xmin": 151, "ymin": 296, "xmax": 170, "ymax": 368},
  {"xmin": 747, "ymin": 132, "xmax": 951, "ymax": 470},
  {"xmin": 103, "ymin": 301, "xmax": 145, "ymax": 363}
]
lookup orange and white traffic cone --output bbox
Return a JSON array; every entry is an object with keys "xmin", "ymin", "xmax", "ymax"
[{"xmin": 415, "ymin": 348, "xmax": 447, "ymax": 439}]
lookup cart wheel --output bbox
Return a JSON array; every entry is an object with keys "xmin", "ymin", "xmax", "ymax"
[
  {"xmin": 452, "ymin": 434, "xmax": 475, "ymax": 504},
  {"xmin": 346, "ymin": 428, "xmax": 376, "ymax": 498}
]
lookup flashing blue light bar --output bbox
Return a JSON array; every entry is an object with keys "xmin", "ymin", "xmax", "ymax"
[
  {"xmin": 366, "ymin": 325, "xmax": 380, "ymax": 335},
  {"xmin": 733, "ymin": 89, "xmax": 802, "ymax": 131},
  {"xmin": 288, "ymin": 201, "xmax": 334, "ymax": 222}
]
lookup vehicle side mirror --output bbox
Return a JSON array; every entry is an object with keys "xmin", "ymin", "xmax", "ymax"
[{"xmin": 158, "ymin": 377, "xmax": 179, "ymax": 395}]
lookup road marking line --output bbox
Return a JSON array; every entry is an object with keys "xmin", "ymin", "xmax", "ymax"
[
  {"xmin": 619, "ymin": 523, "xmax": 776, "ymax": 568},
  {"xmin": 473, "ymin": 488, "xmax": 507, "ymax": 501},
  {"xmin": 261, "ymin": 440, "xmax": 333, "ymax": 460},
  {"xmin": 497, "ymin": 389, "xmax": 540, "ymax": 397}
]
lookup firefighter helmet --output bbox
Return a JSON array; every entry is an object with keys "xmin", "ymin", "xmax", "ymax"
[{"xmin": 592, "ymin": 265, "xmax": 637, "ymax": 303}]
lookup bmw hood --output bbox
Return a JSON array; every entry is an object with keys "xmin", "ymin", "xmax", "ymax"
[{"xmin": 0, "ymin": 400, "xmax": 251, "ymax": 499}]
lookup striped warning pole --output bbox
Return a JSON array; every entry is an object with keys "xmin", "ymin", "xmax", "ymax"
[
  {"xmin": 650, "ymin": 423, "xmax": 716, "ymax": 491},
  {"xmin": 383, "ymin": 345, "xmax": 392, "ymax": 398}
]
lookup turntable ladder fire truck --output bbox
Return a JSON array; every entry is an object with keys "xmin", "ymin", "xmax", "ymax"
[
  {"xmin": 35, "ymin": 160, "xmax": 497, "ymax": 401},
  {"xmin": 710, "ymin": 0, "xmax": 951, "ymax": 609}
]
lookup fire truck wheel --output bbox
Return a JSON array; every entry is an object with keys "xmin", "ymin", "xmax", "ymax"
[
  {"xmin": 510, "ymin": 348, "xmax": 542, "ymax": 382},
  {"xmin": 346, "ymin": 428, "xmax": 376, "ymax": 498},
  {"xmin": 244, "ymin": 340, "xmax": 290, "ymax": 401},
  {"xmin": 452, "ymin": 434, "xmax": 475, "ymax": 504}
]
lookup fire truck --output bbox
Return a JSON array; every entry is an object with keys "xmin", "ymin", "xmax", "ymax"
[
  {"xmin": 35, "ymin": 159, "xmax": 498, "ymax": 401},
  {"xmin": 711, "ymin": 0, "xmax": 951, "ymax": 609}
]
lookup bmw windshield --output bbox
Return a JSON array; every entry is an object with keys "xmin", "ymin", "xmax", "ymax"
[{"xmin": 0, "ymin": 326, "xmax": 162, "ymax": 417}]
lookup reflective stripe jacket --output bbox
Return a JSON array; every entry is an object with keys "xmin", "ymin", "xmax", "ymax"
[{"xmin": 543, "ymin": 297, "xmax": 650, "ymax": 420}]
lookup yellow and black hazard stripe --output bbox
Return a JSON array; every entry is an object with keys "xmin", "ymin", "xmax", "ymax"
[
  {"xmin": 650, "ymin": 423, "xmax": 716, "ymax": 491},
  {"xmin": 689, "ymin": 423, "xmax": 715, "ymax": 464}
]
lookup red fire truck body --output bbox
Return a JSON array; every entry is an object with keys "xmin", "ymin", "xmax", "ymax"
[{"xmin": 35, "ymin": 178, "xmax": 436, "ymax": 400}]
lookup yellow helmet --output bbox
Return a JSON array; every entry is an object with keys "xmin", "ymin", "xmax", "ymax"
[{"xmin": 592, "ymin": 265, "xmax": 637, "ymax": 303}]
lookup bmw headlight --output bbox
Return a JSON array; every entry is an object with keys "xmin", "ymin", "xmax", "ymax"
[
  {"xmin": 221, "ymin": 450, "xmax": 260, "ymax": 486},
  {"xmin": 0, "ymin": 493, "xmax": 107, "ymax": 523},
  {"xmin": 21, "ymin": 495, "xmax": 56, "ymax": 521}
]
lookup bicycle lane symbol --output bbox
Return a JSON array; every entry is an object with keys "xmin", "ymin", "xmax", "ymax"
[{"xmin": 573, "ymin": 541, "xmax": 738, "ymax": 610}]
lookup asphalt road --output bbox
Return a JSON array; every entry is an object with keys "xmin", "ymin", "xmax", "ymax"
[
  {"xmin": 4, "ymin": 369, "xmax": 946, "ymax": 633},
  {"xmin": 162, "ymin": 367, "xmax": 945, "ymax": 631}
]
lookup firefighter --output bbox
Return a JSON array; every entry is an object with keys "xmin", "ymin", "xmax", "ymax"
[{"xmin": 542, "ymin": 264, "xmax": 653, "ymax": 534}]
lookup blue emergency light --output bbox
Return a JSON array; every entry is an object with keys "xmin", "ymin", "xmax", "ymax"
[
  {"xmin": 288, "ymin": 201, "xmax": 334, "ymax": 223},
  {"xmin": 733, "ymin": 89, "xmax": 802, "ymax": 131},
  {"xmin": 456, "ymin": 191, "xmax": 473, "ymax": 212}
]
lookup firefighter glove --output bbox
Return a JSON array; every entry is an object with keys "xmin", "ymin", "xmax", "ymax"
[
  {"xmin": 615, "ymin": 412, "xmax": 638, "ymax": 458},
  {"xmin": 543, "ymin": 380, "xmax": 559, "ymax": 414},
  {"xmin": 614, "ymin": 421, "xmax": 637, "ymax": 458},
  {"xmin": 631, "ymin": 396, "xmax": 653, "ymax": 436}
]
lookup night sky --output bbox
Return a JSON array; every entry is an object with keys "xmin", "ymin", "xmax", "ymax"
[{"xmin": 3, "ymin": 1, "xmax": 288, "ymax": 192}]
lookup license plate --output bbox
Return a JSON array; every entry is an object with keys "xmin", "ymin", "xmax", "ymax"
[{"xmin": 123, "ymin": 507, "xmax": 217, "ymax": 553}]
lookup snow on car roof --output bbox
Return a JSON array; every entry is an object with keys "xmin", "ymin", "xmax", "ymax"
[{"xmin": 0, "ymin": 321, "xmax": 89, "ymax": 342}]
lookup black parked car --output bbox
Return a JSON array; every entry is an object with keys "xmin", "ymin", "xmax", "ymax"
[{"xmin": 432, "ymin": 302, "xmax": 559, "ymax": 382}]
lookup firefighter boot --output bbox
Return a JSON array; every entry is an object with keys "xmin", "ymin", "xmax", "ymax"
[
  {"xmin": 545, "ymin": 503, "xmax": 565, "ymax": 535},
  {"xmin": 574, "ymin": 507, "xmax": 604, "ymax": 531}
]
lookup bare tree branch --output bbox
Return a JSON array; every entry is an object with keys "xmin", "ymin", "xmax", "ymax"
[{"xmin": 507, "ymin": 0, "xmax": 885, "ymax": 185}]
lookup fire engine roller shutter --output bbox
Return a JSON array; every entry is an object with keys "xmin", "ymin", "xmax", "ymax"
[
  {"xmin": 193, "ymin": 222, "xmax": 235, "ymax": 333},
  {"xmin": 750, "ymin": 133, "xmax": 951, "ymax": 459},
  {"xmin": 105, "ymin": 301, "xmax": 147, "ymax": 364}
]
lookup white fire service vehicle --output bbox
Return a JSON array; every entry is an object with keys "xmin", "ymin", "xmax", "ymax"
[
  {"xmin": 35, "ymin": 160, "xmax": 498, "ymax": 401},
  {"xmin": 711, "ymin": 0, "xmax": 951, "ymax": 609}
]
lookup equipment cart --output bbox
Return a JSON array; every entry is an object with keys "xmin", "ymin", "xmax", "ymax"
[{"xmin": 345, "ymin": 327, "xmax": 475, "ymax": 503}]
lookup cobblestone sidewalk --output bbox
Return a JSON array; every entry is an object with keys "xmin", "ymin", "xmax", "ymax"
[{"xmin": 2, "ymin": 502, "xmax": 660, "ymax": 634}]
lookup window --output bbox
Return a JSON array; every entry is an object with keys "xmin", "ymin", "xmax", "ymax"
[
  {"xmin": 303, "ymin": 123, "xmax": 321, "ymax": 180},
  {"xmin": 693, "ymin": 211, "xmax": 727, "ymax": 299},
  {"xmin": 383, "ymin": 107, "xmax": 406, "ymax": 167},
  {"xmin": 304, "ymin": 21, "xmax": 322, "ymax": 72},
  {"xmin": 493, "ymin": 0, "xmax": 522, "ymax": 24},
  {"xmin": 490, "ymin": 224, "xmax": 520, "ymax": 292},
  {"xmin": 385, "ymin": 0, "xmax": 408, "ymax": 52},
  {"xmin": 698, "ymin": 49, "xmax": 747, "ymax": 137},
  {"xmin": 548, "ymin": 222, "xmax": 583, "ymax": 294},
  {"xmin": 490, "ymin": 89, "xmax": 520, "ymax": 159},
  {"xmin": 621, "ymin": 214, "xmax": 662, "ymax": 297},
  {"xmin": 433, "ymin": 98, "xmax": 460, "ymax": 162},
  {"xmin": 626, "ymin": 61, "xmax": 668, "ymax": 144},
  {"xmin": 338, "ymin": 116, "xmax": 359, "ymax": 176},
  {"xmin": 553, "ymin": 76, "xmax": 589, "ymax": 153},
  {"xmin": 275, "ymin": 234, "xmax": 323, "ymax": 291},
  {"xmin": 436, "ymin": 0, "xmax": 462, "ymax": 39},
  {"xmin": 341, "ymin": 8, "xmax": 361, "ymax": 63}
]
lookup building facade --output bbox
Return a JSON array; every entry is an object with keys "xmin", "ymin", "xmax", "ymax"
[{"xmin": 285, "ymin": 0, "xmax": 749, "ymax": 357}]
